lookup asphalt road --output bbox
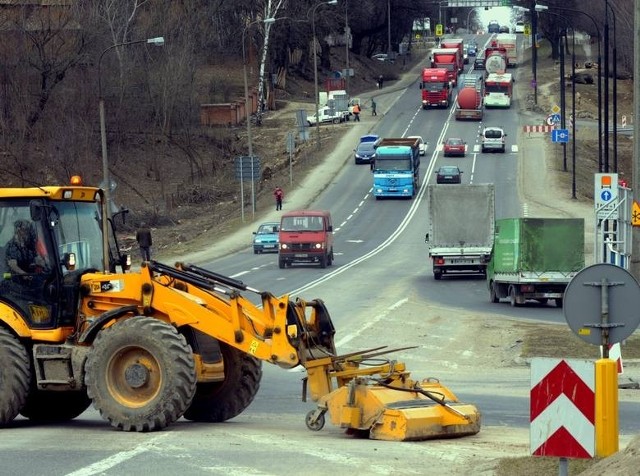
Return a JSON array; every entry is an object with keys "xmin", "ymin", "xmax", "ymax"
[{"xmin": 4, "ymin": 34, "xmax": 638, "ymax": 476}]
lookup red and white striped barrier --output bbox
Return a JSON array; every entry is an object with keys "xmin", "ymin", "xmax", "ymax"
[{"xmin": 523, "ymin": 125, "xmax": 556, "ymax": 133}]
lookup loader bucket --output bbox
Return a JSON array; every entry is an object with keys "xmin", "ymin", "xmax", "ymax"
[{"xmin": 323, "ymin": 379, "xmax": 481, "ymax": 441}]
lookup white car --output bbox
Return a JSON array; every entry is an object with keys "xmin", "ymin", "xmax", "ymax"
[
  {"xmin": 515, "ymin": 21, "xmax": 525, "ymax": 34},
  {"xmin": 408, "ymin": 136, "xmax": 427, "ymax": 156},
  {"xmin": 480, "ymin": 127, "xmax": 507, "ymax": 153}
]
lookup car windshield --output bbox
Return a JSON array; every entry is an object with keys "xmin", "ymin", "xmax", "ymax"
[
  {"xmin": 357, "ymin": 143, "xmax": 376, "ymax": 153},
  {"xmin": 439, "ymin": 167, "xmax": 459, "ymax": 174},
  {"xmin": 258, "ymin": 224, "xmax": 278, "ymax": 234},
  {"xmin": 447, "ymin": 139, "xmax": 463, "ymax": 146},
  {"xmin": 374, "ymin": 158, "xmax": 412, "ymax": 171},
  {"xmin": 423, "ymin": 82, "xmax": 447, "ymax": 91},
  {"xmin": 280, "ymin": 216, "xmax": 324, "ymax": 232},
  {"xmin": 484, "ymin": 130, "xmax": 503, "ymax": 139},
  {"xmin": 486, "ymin": 83, "xmax": 510, "ymax": 94}
]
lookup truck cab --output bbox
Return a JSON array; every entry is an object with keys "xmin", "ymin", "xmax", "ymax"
[
  {"xmin": 278, "ymin": 210, "xmax": 334, "ymax": 268},
  {"xmin": 419, "ymin": 68, "xmax": 452, "ymax": 108}
]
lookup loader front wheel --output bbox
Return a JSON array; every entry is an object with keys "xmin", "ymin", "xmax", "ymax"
[
  {"xmin": 20, "ymin": 390, "xmax": 91, "ymax": 422},
  {"xmin": 305, "ymin": 410, "xmax": 325, "ymax": 431},
  {"xmin": 183, "ymin": 341, "xmax": 262, "ymax": 422},
  {"xmin": 85, "ymin": 316, "xmax": 197, "ymax": 432},
  {"xmin": 0, "ymin": 328, "xmax": 30, "ymax": 426}
]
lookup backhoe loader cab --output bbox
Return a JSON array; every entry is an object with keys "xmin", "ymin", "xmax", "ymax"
[{"xmin": 0, "ymin": 182, "xmax": 480, "ymax": 441}]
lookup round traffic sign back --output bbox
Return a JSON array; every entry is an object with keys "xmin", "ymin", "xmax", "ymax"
[{"xmin": 564, "ymin": 264, "xmax": 640, "ymax": 345}]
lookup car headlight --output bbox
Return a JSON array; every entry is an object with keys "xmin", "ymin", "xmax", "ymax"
[
  {"xmin": 254, "ymin": 238, "xmax": 262, "ymax": 243},
  {"xmin": 313, "ymin": 243, "xmax": 324, "ymax": 249},
  {"xmin": 281, "ymin": 243, "xmax": 289, "ymax": 249}
]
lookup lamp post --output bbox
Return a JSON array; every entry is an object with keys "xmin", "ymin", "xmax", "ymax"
[
  {"xmin": 536, "ymin": 4, "xmax": 602, "ymax": 172},
  {"xmin": 311, "ymin": 0, "xmax": 338, "ymax": 149},
  {"xmin": 243, "ymin": 17, "xmax": 275, "ymax": 222},
  {"xmin": 605, "ymin": 1, "xmax": 617, "ymax": 171},
  {"xmin": 345, "ymin": 0, "xmax": 350, "ymax": 94},
  {"xmin": 387, "ymin": 0, "xmax": 391, "ymax": 56},
  {"xmin": 538, "ymin": 10, "xmax": 571, "ymax": 173},
  {"xmin": 98, "ymin": 37, "xmax": 164, "ymax": 222},
  {"xmin": 466, "ymin": 8, "xmax": 475, "ymax": 33}
]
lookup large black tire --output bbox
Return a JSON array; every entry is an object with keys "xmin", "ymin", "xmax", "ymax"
[
  {"xmin": 555, "ymin": 298, "xmax": 564, "ymax": 308},
  {"xmin": 509, "ymin": 286, "xmax": 520, "ymax": 307},
  {"xmin": 489, "ymin": 282, "xmax": 499, "ymax": 303},
  {"xmin": 85, "ymin": 316, "xmax": 197, "ymax": 432},
  {"xmin": 278, "ymin": 258, "xmax": 286, "ymax": 269},
  {"xmin": 320, "ymin": 254, "xmax": 327, "ymax": 268},
  {"xmin": 20, "ymin": 390, "xmax": 91, "ymax": 422},
  {"xmin": 183, "ymin": 341, "xmax": 262, "ymax": 422},
  {"xmin": 0, "ymin": 328, "xmax": 31, "ymax": 426}
]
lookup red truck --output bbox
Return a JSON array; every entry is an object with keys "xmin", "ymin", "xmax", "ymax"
[
  {"xmin": 455, "ymin": 76, "xmax": 484, "ymax": 121},
  {"xmin": 440, "ymin": 38, "xmax": 464, "ymax": 73},
  {"xmin": 419, "ymin": 68, "xmax": 452, "ymax": 109},
  {"xmin": 431, "ymin": 48, "xmax": 460, "ymax": 86}
]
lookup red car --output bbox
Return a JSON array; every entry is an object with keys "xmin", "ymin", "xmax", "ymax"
[{"xmin": 443, "ymin": 138, "xmax": 466, "ymax": 157}]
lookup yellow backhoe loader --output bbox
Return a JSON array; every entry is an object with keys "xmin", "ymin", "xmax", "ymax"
[{"xmin": 0, "ymin": 182, "xmax": 480, "ymax": 441}]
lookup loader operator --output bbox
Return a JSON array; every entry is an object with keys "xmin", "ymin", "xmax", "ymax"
[{"xmin": 5, "ymin": 219, "xmax": 47, "ymax": 275}]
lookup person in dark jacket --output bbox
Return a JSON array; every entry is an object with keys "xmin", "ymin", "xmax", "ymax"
[{"xmin": 136, "ymin": 223, "xmax": 153, "ymax": 261}]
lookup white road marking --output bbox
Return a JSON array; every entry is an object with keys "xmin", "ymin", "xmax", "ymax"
[
  {"xmin": 65, "ymin": 434, "xmax": 170, "ymax": 476},
  {"xmin": 336, "ymin": 298, "xmax": 409, "ymax": 347}
]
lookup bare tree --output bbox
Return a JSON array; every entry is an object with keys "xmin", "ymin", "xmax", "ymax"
[{"xmin": 257, "ymin": 0, "xmax": 287, "ymax": 112}]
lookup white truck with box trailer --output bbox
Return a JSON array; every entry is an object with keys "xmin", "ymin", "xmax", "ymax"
[{"xmin": 425, "ymin": 183, "xmax": 495, "ymax": 280}]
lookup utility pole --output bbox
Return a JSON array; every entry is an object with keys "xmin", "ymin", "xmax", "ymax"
[
  {"xmin": 603, "ymin": 2, "xmax": 610, "ymax": 172},
  {"xmin": 631, "ymin": 0, "xmax": 640, "ymax": 280},
  {"xmin": 531, "ymin": 0, "xmax": 538, "ymax": 104}
]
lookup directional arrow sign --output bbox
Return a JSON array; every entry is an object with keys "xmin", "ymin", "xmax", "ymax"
[{"xmin": 551, "ymin": 129, "xmax": 569, "ymax": 143}]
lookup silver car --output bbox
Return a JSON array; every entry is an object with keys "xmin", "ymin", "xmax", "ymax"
[{"xmin": 480, "ymin": 127, "xmax": 507, "ymax": 153}]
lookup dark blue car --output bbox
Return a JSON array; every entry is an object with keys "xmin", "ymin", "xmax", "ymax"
[{"xmin": 467, "ymin": 43, "xmax": 477, "ymax": 56}]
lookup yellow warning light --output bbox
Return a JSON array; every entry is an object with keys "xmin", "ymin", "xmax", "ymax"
[
  {"xmin": 601, "ymin": 175, "xmax": 612, "ymax": 188},
  {"xmin": 70, "ymin": 175, "xmax": 83, "ymax": 185}
]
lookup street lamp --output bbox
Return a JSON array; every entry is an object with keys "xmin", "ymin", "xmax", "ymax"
[
  {"xmin": 98, "ymin": 36, "xmax": 163, "ymax": 272},
  {"xmin": 311, "ymin": 0, "xmax": 338, "ymax": 149},
  {"xmin": 243, "ymin": 17, "xmax": 275, "ymax": 222},
  {"xmin": 605, "ymin": 1, "xmax": 617, "ymax": 172},
  {"xmin": 536, "ymin": 3, "xmax": 603, "ymax": 172},
  {"xmin": 466, "ymin": 8, "xmax": 475, "ymax": 33},
  {"xmin": 515, "ymin": 4, "xmax": 541, "ymax": 103}
]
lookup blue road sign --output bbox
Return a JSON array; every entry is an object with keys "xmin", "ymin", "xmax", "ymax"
[
  {"xmin": 601, "ymin": 190, "xmax": 613, "ymax": 202},
  {"xmin": 550, "ymin": 113, "xmax": 561, "ymax": 124},
  {"xmin": 551, "ymin": 129, "xmax": 569, "ymax": 143}
]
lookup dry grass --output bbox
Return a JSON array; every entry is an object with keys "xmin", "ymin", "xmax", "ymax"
[{"xmin": 518, "ymin": 323, "xmax": 640, "ymax": 360}]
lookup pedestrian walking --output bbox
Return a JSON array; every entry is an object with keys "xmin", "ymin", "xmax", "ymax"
[
  {"xmin": 352, "ymin": 103, "xmax": 361, "ymax": 122},
  {"xmin": 378, "ymin": 74, "xmax": 384, "ymax": 88},
  {"xmin": 274, "ymin": 186, "xmax": 284, "ymax": 210},
  {"xmin": 136, "ymin": 222, "xmax": 152, "ymax": 261},
  {"xmin": 371, "ymin": 98, "xmax": 377, "ymax": 116}
]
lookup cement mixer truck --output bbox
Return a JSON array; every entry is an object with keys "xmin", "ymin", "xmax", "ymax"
[
  {"xmin": 484, "ymin": 42, "xmax": 508, "ymax": 76},
  {"xmin": 455, "ymin": 75, "xmax": 484, "ymax": 120}
]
